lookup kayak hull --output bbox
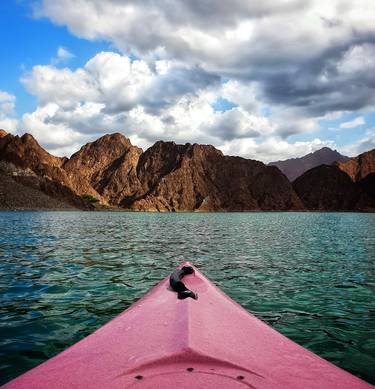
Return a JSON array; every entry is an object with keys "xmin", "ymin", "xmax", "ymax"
[{"xmin": 3, "ymin": 263, "xmax": 373, "ymax": 388}]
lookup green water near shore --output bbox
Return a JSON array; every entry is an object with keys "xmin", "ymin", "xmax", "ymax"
[{"xmin": 0, "ymin": 211, "xmax": 374, "ymax": 384}]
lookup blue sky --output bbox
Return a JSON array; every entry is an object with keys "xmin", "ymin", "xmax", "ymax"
[
  {"xmin": 0, "ymin": 1, "xmax": 112, "ymax": 114},
  {"xmin": 1, "ymin": 0, "xmax": 374, "ymax": 162}
]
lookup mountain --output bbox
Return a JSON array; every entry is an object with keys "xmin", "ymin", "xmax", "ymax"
[
  {"xmin": 1, "ymin": 131, "xmax": 374, "ymax": 211},
  {"xmin": 63, "ymin": 133, "xmax": 143, "ymax": 204},
  {"xmin": 0, "ymin": 132, "xmax": 92, "ymax": 210},
  {"xmin": 0, "ymin": 171, "xmax": 85, "ymax": 210},
  {"xmin": 122, "ymin": 141, "xmax": 304, "ymax": 211},
  {"xmin": 335, "ymin": 149, "xmax": 375, "ymax": 181},
  {"xmin": 269, "ymin": 147, "xmax": 349, "ymax": 182},
  {"xmin": 293, "ymin": 165, "xmax": 375, "ymax": 211},
  {"xmin": 0, "ymin": 132, "xmax": 303, "ymax": 211}
]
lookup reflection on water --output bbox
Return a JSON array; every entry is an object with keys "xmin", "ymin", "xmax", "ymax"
[{"xmin": 0, "ymin": 211, "xmax": 374, "ymax": 384}]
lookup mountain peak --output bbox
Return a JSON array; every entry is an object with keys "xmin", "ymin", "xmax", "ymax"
[
  {"xmin": 269, "ymin": 147, "xmax": 349, "ymax": 182},
  {"xmin": 0, "ymin": 129, "xmax": 8, "ymax": 138}
]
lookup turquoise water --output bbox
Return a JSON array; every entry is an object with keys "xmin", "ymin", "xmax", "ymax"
[{"xmin": 0, "ymin": 211, "xmax": 374, "ymax": 385}]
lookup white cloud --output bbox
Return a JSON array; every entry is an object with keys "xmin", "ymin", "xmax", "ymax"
[
  {"xmin": 337, "ymin": 44, "xmax": 375, "ymax": 75},
  {"xmin": 207, "ymin": 107, "xmax": 273, "ymax": 140},
  {"xmin": 339, "ymin": 128, "xmax": 375, "ymax": 157},
  {"xmin": 34, "ymin": 1, "xmax": 375, "ymax": 64},
  {"xmin": 20, "ymin": 49, "xmax": 374, "ymax": 162},
  {"xmin": 339, "ymin": 116, "xmax": 365, "ymax": 129},
  {"xmin": 219, "ymin": 137, "xmax": 337, "ymax": 163},
  {"xmin": 0, "ymin": 90, "xmax": 18, "ymax": 133},
  {"xmin": 50, "ymin": 46, "xmax": 75, "ymax": 65},
  {"xmin": 33, "ymin": 1, "xmax": 375, "ymax": 75},
  {"xmin": 22, "ymin": 103, "xmax": 88, "ymax": 148},
  {"xmin": 21, "ymin": 51, "xmax": 306, "ymax": 157},
  {"xmin": 57, "ymin": 46, "xmax": 74, "ymax": 61},
  {"xmin": 0, "ymin": 91, "xmax": 16, "ymax": 103},
  {"xmin": 8, "ymin": 0, "xmax": 371, "ymax": 161}
]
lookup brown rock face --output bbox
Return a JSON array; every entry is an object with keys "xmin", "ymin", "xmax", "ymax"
[
  {"xmin": 0, "ymin": 133, "xmax": 68, "ymax": 181},
  {"xmin": 269, "ymin": 147, "xmax": 349, "ymax": 182},
  {"xmin": 5, "ymin": 130, "xmax": 374, "ymax": 212},
  {"xmin": 293, "ymin": 165, "xmax": 375, "ymax": 211},
  {"xmin": 0, "ymin": 134, "xmax": 91, "ymax": 209},
  {"xmin": 0, "ymin": 172, "xmax": 81, "ymax": 210},
  {"xmin": 63, "ymin": 133, "xmax": 143, "ymax": 204},
  {"xmin": 0, "ymin": 129, "xmax": 8, "ymax": 138},
  {"xmin": 335, "ymin": 149, "xmax": 375, "ymax": 181},
  {"xmin": 123, "ymin": 142, "xmax": 304, "ymax": 211}
]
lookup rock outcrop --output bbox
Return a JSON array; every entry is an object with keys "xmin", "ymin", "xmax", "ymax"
[
  {"xmin": 335, "ymin": 149, "xmax": 375, "ymax": 181},
  {"xmin": 0, "ymin": 133, "xmax": 68, "ymax": 183},
  {"xmin": 0, "ymin": 132, "xmax": 304, "ymax": 211},
  {"xmin": 1, "ymin": 130, "xmax": 374, "ymax": 211},
  {"xmin": 269, "ymin": 147, "xmax": 349, "ymax": 182},
  {"xmin": 0, "ymin": 172, "xmax": 77, "ymax": 210},
  {"xmin": 123, "ymin": 141, "xmax": 304, "ymax": 211},
  {"xmin": 63, "ymin": 133, "xmax": 143, "ymax": 204},
  {"xmin": 0, "ymin": 135, "xmax": 91, "ymax": 209},
  {"xmin": 293, "ymin": 165, "xmax": 375, "ymax": 211}
]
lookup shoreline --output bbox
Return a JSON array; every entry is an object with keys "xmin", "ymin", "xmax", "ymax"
[{"xmin": 1, "ymin": 208, "xmax": 374, "ymax": 213}]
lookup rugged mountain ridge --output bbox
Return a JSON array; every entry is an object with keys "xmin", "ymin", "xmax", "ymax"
[
  {"xmin": 335, "ymin": 149, "xmax": 375, "ymax": 182},
  {"xmin": 0, "ymin": 130, "xmax": 374, "ymax": 211},
  {"xmin": 0, "ymin": 131, "xmax": 303, "ymax": 211},
  {"xmin": 293, "ymin": 165, "xmax": 375, "ymax": 211},
  {"xmin": 122, "ymin": 141, "xmax": 304, "ymax": 211},
  {"xmin": 269, "ymin": 147, "xmax": 349, "ymax": 181},
  {"xmin": 292, "ymin": 148, "xmax": 375, "ymax": 211},
  {"xmin": 0, "ymin": 131, "xmax": 91, "ymax": 210}
]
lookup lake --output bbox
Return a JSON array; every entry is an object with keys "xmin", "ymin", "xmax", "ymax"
[{"xmin": 0, "ymin": 211, "xmax": 374, "ymax": 385}]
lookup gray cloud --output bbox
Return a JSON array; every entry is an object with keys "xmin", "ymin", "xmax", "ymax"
[
  {"xmin": 16, "ymin": 0, "xmax": 375, "ymax": 160},
  {"xmin": 35, "ymin": 0, "xmax": 375, "ymax": 120}
]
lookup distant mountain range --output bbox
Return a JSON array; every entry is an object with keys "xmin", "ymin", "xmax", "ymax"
[
  {"xmin": 269, "ymin": 147, "xmax": 350, "ymax": 182},
  {"xmin": 0, "ymin": 129, "xmax": 374, "ymax": 211}
]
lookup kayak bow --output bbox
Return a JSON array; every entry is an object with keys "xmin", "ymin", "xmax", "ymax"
[{"xmin": 4, "ymin": 263, "xmax": 373, "ymax": 388}]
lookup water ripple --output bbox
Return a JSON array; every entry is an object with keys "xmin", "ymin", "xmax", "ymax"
[{"xmin": 0, "ymin": 211, "xmax": 374, "ymax": 384}]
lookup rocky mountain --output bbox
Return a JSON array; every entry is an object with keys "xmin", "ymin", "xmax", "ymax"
[
  {"xmin": 123, "ymin": 141, "xmax": 304, "ymax": 211},
  {"xmin": 335, "ymin": 149, "xmax": 375, "ymax": 181},
  {"xmin": 63, "ymin": 133, "xmax": 143, "ymax": 204},
  {"xmin": 1, "ymin": 130, "xmax": 374, "ymax": 211},
  {"xmin": 0, "ymin": 131, "xmax": 92, "ymax": 210},
  {"xmin": 269, "ymin": 147, "xmax": 349, "ymax": 182},
  {"xmin": 0, "ymin": 131, "xmax": 303, "ymax": 211},
  {"xmin": 292, "ymin": 149, "xmax": 375, "ymax": 211},
  {"xmin": 293, "ymin": 165, "xmax": 375, "ymax": 211},
  {"xmin": 0, "ymin": 171, "xmax": 85, "ymax": 210}
]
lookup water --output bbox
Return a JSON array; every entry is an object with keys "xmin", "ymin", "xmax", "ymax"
[{"xmin": 0, "ymin": 211, "xmax": 374, "ymax": 385}]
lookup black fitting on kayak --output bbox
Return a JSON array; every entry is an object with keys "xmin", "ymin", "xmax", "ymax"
[{"xmin": 169, "ymin": 266, "xmax": 198, "ymax": 300}]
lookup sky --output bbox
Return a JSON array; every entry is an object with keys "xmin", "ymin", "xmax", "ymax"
[{"xmin": 0, "ymin": 0, "xmax": 375, "ymax": 163}]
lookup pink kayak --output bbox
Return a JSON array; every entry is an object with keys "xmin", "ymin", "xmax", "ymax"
[{"xmin": 4, "ymin": 263, "xmax": 373, "ymax": 388}]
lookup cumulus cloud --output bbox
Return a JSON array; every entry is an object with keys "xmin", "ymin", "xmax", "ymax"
[
  {"xmin": 22, "ymin": 52, "xmax": 218, "ymax": 113},
  {"xmin": 0, "ymin": 90, "xmax": 18, "ymax": 133},
  {"xmin": 15, "ymin": 1, "xmax": 375, "ymax": 160},
  {"xmin": 34, "ymin": 0, "xmax": 375, "ymax": 117},
  {"xmin": 207, "ymin": 107, "xmax": 272, "ymax": 140},
  {"xmin": 20, "ymin": 50, "xmax": 373, "ymax": 161}
]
